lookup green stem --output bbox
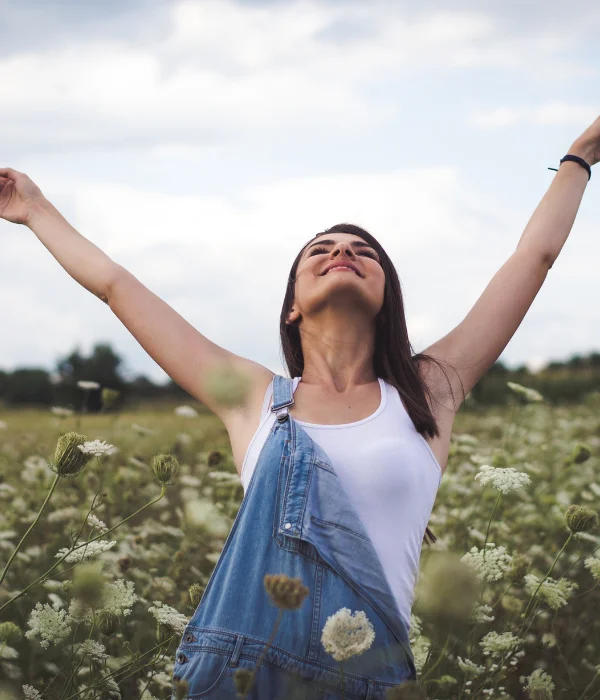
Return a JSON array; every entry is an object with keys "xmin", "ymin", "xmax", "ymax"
[
  {"xmin": 420, "ymin": 635, "xmax": 451, "ymax": 683},
  {"xmin": 0, "ymin": 484, "xmax": 166, "ymax": 615},
  {"xmin": 482, "ymin": 492, "xmax": 502, "ymax": 560},
  {"xmin": 242, "ymin": 607, "xmax": 284, "ymax": 700},
  {"xmin": 339, "ymin": 661, "xmax": 346, "ymax": 700},
  {"xmin": 61, "ymin": 634, "xmax": 177, "ymax": 700},
  {"xmin": 59, "ymin": 610, "xmax": 96, "ymax": 700},
  {"xmin": 0, "ymin": 473, "xmax": 61, "ymax": 584},
  {"xmin": 519, "ymin": 532, "xmax": 573, "ymax": 630}
]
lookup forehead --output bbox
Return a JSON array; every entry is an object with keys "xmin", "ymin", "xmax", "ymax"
[{"xmin": 303, "ymin": 233, "xmax": 368, "ymax": 255}]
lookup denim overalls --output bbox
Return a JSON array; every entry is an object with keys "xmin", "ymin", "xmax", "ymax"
[{"xmin": 172, "ymin": 375, "xmax": 417, "ymax": 700}]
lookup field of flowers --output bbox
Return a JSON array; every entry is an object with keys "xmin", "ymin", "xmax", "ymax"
[{"xmin": 0, "ymin": 380, "xmax": 599, "ymax": 700}]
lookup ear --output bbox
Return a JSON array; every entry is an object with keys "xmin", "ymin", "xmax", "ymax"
[{"xmin": 286, "ymin": 307, "xmax": 302, "ymax": 325}]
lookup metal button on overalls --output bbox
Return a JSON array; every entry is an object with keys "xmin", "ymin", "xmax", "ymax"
[{"xmin": 172, "ymin": 375, "xmax": 416, "ymax": 699}]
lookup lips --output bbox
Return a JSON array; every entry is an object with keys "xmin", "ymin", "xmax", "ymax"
[{"xmin": 322, "ymin": 262, "xmax": 362, "ymax": 277}]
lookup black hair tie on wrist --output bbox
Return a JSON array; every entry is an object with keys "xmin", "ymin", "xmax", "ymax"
[{"xmin": 548, "ymin": 154, "xmax": 592, "ymax": 180}]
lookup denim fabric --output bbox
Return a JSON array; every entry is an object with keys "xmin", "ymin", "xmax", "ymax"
[{"xmin": 172, "ymin": 375, "xmax": 417, "ymax": 699}]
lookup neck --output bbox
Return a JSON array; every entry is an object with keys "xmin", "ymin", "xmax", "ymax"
[{"xmin": 297, "ymin": 308, "xmax": 377, "ymax": 392}]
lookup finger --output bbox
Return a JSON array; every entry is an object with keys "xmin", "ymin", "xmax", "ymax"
[{"xmin": 0, "ymin": 168, "xmax": 19, "ymax": 178}]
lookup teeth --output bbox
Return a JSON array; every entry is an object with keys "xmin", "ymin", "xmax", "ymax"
[{"xmin": 328, "ymin": 266, "xmax": 355, "ymax": 273}]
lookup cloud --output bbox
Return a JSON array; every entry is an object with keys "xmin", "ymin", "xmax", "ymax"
[
  {"xmin": 1, "ymin": 0, "xmax": 597, "ymax": 159},
  {"xmin": 0, "ymin": 165, "xmax": 513, "ymax": 381},
  {"xmin": 468, "ymin": 103, "xmax": 599, "ymax": 130}
]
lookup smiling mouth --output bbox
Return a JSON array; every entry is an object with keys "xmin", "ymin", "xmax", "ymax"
[{"xmin": 325, "ymin": 265, "xmax": 360, "ymax": 276}]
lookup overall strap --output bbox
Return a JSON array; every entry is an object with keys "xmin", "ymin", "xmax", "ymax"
[{"xmin": 271, "ymin": 375, "xmax": 295, "ymax": 422}]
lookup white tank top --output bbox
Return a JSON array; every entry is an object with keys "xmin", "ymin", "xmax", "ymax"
[{"xmin": 240, "ymin": 376, "xmax": 443, "ymax": 628}]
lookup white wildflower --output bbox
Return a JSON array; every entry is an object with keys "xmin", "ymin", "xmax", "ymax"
[
  {"xmin": 22, "ymin": 685, "xmax": 43, "ymax": 699},
  {"xmin": 409, "ymin": 612, "xmax": 423, "ymax": 640},
  {"xmin": 524, "ymin": 574, "xmax": 578, "ymax": 610},
  {"xmin": 69, "ymin": 579, "xmax": 138, "ymax": 624},
  {"xmin": 506, "ymin": 382, "xmax": 544, "ymax": 402},
  {"xmin": 320, "ymin": 608, "xmax": 375, "ymax": 662},
  {"xmin": 461, "ymin": 543, "xmax": 513, "ymax": 583},
  {"xmin": 411, "ymin": 634, "xmax": 431, "ymax": 674},
  {"xmin": 77, "ymin": 639, "xmax": 109, "ymax": 660},
  {"xmin": 475, "ymin": 465, "xmax": 531, "ymax": 494},
  {"xmin": 51, "ymin": 406, "xmax": 74, "ymax": 417},
  {"xmin": 25, "ymin": 601, "xmax": 73, "ymax": 649},
  {"xmin": 56, "ymin": 540, "xmax": 116, "ymax": 563},
  {"xmin": 0, "ymin": 420, "xmax": 7, "ymax": 430},
  {"xmin": 87, "ymin": 513, "xmax": 108, "ymax": 533},
  {"xmin": 584, "ymin": 556, "xmax": 600, "ymax": 581},
  {"xmin": 47, "ymin": 506, "xmax": 80, "ymax": 523},
  {"xmin": 78, "ymin": 440, "xmax": 114, "ymax": 457},
  {"xmin": 130, "ymin": 423, "xmax": 156, "ymax": 436},
  {"xmin": 77, "ymin": 381, "xmax": 100, "ymax": 391},
  {"xmin": 480, "ymin": 631, "xmax": 521, "ymax": 658},
  {"xmin": 175, "ymin": 405, "xmax": 198, "ymax": 418},
  {"xmin": 103, "ymin": 580, "xmax": 138, "ymax": 616},
  {"xmin": 457, "ymin": 656, "xmax": 486, "ymax": 678},
  {"xmin": 21, "ymin": 456, "xmax": 51, "ymax": 485},
  {"xmin": 471, "ymin": 603, "xmax": 495, "ymax": 624},
  {"xmin": 520, "ymin": 668, "xmax": 555, "ymax": 698},
  {"xmin": 99, "ymin": 676, "xmax": 121, "ymax": 699},
  {"xmin": 148, "ymin": 601, "xmax": 189, "ymax": 634}
]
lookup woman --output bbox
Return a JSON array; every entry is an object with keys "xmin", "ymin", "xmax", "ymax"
[{"xmin": 0, "ymin": 123, "xmax": 597, "ymax": 698}]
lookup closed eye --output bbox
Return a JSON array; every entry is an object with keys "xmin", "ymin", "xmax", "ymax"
[{"xmin": 309, "ymin": 246, "xmax": 379, "ymax": 261}]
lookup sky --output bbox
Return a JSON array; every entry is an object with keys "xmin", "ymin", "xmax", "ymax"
[{"xmin": 1, "ymin": 0, "xmax": 599, "ymax": 384}]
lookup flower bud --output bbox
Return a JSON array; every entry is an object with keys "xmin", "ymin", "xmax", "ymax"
[
  {"xmin": 508, "ymin": 553, "xmax": 530, "ymax": 583},
  {"xmin": 234, "ymin": 668, "xmax": 254, "ymax": 695},
  {"xmin": 173, "ymin": 678, "xmax": 189, "ymax": 700},
  {"xmin": 0, "ymin": 621, "xmax": 22, "ymax": 644},
  {"xmin": 188, "ymin": 583, "xmax": 204, "ymax": 608},
  {"xmin": 49, "ymin": 432, "xmax": 94, "ymax": 478},
  {"xmin": 264, "ymin": 573, "xmax": 309, "ymax": 610},
  {"xmin": 565, "ymin": 505, "xmax": 599, "ymax": 533},
  {"xmin": 97, "ymin": 610, "xmax": 120, "ymax": 636},
  {"xmin": 151, "ymin": 453, "xmax": 179, "ymax": 485},
  {"xmin": 101, "ymin": 388, "xmax": 120, "ymax": 410},
  {"xmin": 385, "ymin": 680, "xmax": 428, "ymax": 699},
  {"xmin": 491, "ymin": 449, "xmax": 510, "ymax": 468},
  {"xmin": 207, "ymin": 450, "xmax": 223, "ymax": 467},
  {"xmin": 203, "ymin": 363, "xmax": 251, "ymax": 409},
  {"xmin": 72, "ymin": 563, "xmax": 106, "ymax": 608},
  {"xmin": 570, "ymin": 443, "xmax": 592, "ymax": 464},
  {"xmin": 414, "ymin": 552, "xmax": 478, "ymax": 637}
]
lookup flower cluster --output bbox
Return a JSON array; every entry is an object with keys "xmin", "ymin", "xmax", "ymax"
[
  {"xmin": 320, "ymin": 608, "xmax": 375, "ymax": 662},
  {"xmin": 524, "ymin": 574, "xmax": 578, "ymax": 610},
  {"xmin": 474, "ymin": 465, "xmax": 531, "ymax": 494},
  {"xmin": 461, "ymin": 543, "xmax": 514, "ymax": 583}
]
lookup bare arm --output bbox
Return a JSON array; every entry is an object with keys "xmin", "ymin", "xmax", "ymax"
[
  {"xmin": 25, "ymin": 197, "xmax": 273, "ymax": 422},
  {"xmin": 27, "ymin": 197, "xmax": 117, "ymax": 302},
  {"xmin": 104, "ymin": 265, "xmax": 274, "ymax": 420}
]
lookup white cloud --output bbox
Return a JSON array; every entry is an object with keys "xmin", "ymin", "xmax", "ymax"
[
  {"xmin": 1, "ymin": 0, "xmax": 595, "ymax": 157},
  {"xmin": 468, "ymin": 103, "xmax": 599, "ymax": 130},
  {"xmin": 1, "ymin": 166, "xmax": 513, "ymax": 381}
]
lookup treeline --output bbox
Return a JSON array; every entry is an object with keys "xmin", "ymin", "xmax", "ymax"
[
  {"xmin": 1, "ymin": 343, "xmax": 600, "ymax": 411},
  {"xmin": 0, "ymin": 343, "xmax": 191, "ymax": 412}
]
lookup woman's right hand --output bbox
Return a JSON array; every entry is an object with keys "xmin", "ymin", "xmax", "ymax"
[{"xmin": 0, "ymin": 167, "xmax": 45, "ymax": 226}]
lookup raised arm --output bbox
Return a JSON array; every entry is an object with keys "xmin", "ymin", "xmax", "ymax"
[{"xmin": 0, "ymin": 167, "xmax": 274, "ymax": 423}]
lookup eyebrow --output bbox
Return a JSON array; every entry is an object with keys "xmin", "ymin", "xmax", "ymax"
[{"xmin": 305, "ymin": 239, "xmax": 377, "ymax": 253}]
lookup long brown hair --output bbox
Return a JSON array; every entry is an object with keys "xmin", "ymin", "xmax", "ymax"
[{"xmin": 279, "ymin": 223, "xmax": 464, "ymax": 546}]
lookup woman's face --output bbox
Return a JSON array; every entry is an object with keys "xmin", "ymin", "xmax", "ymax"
[{"xmin": 287, "ymin": 233, "xmax": 386, "ymax": 326}]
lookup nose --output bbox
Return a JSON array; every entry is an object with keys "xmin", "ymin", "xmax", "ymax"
[{"xmin": 330, "ymin": 242, "xmax": 356, "ymax": 259}]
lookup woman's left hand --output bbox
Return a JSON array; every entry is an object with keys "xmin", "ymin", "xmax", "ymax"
[{"xmin": 570, "ymin": 114, "xmax": 600, "ymax": 167}]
